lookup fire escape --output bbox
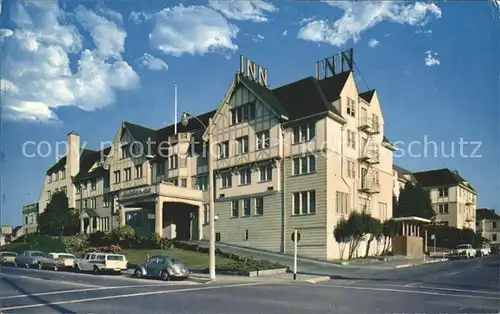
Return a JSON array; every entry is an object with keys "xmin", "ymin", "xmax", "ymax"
[{"xmin": 358, "ymin": 117, "xmax": 381, "ymax": 213}]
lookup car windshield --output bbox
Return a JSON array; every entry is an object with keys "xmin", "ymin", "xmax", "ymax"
[
  {"xmin": 59, "ymin": 254, "xmax": 75, "ymax": 259},
  {"xmin": 170, "ymin": 259, "xmax": 185, "ymax": 267},
  {"xmin": 456, "ymin": 245, "xmax": 469, "ymax": 249},
  {"xmin": 33, "ymin": 252, "xmax": 45, "ymax": 257},
  {"xmin": 1, "ymin": 252, "xmax": 17, "ymax": 257}
]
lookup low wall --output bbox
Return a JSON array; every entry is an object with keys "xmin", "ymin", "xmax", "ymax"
[{"xmin": 392, "ymin": 236, "xmax": 423, "ymax": 258}]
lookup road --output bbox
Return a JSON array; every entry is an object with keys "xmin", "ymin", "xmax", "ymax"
[{"xmin": 1, "ymin": 255, "xmax": 498, "ymax": 313}]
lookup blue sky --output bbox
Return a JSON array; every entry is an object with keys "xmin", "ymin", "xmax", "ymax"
[{"xmin": 1, "ymin": 0, "xmax": 499, "ymax": 226}]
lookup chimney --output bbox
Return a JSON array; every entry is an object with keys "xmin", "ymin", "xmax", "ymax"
[{"xmin": 66, "ymin": 131, "xmax": 80, "ymax": 178}]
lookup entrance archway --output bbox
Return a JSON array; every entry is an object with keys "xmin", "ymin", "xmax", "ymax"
[{"xmin": 164, "ymin": 202, "xmax": 199, "ymax": 241}]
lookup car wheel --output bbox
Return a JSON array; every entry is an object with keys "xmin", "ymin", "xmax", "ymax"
[
  {"xmin": 93, "ymin": 266, "xmax": 101, "ymax": 275},
  {"xmin": 37, "ymin": 263, "xmax": 42, "ymax": 270},
  {"xmin": 53, "ymin": 264, "xmax": 58, "ymax": 271},
  {"xmin": 25, "ymin": 263, "xmax": 30, "ymax": 268},
  {"xmin": 13, "ymin": 262, "xmax": 17, "ymax": 268},
  {"xmin": 74, "ymin": 264, "xmax": 81, "ymax": 272},
  {"xmin": 160, "ymin": 270, "xmax": 170, "ymax": 281},
  {"xmin": 134, "ymin": 269, "xmax": 142, "ymax": 278}
]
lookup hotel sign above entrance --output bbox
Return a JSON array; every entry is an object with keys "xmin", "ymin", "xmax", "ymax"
[{"xmin": 120, "ymin": 186, "xmax": 154, "ymax": 199}]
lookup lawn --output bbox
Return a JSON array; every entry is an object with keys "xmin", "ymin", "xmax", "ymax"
[{"xmin": 121, "ymin": 248, "xmax": 234, "ymax": 270}]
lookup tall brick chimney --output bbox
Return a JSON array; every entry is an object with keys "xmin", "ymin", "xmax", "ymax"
[{"xmin": 66, "ymin": 131, "xmax": 80, "ymax": 177}]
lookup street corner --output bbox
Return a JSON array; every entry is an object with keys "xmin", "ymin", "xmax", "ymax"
[{"xmin": 302, "ymin": 276, "xmax": 331, "ymax": 284}]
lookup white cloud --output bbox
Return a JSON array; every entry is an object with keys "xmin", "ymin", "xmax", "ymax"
[
  {"xmin": 415, "ymin": 29, "xmax": 432, "ymax": 35},
  {"xmin": 136, "ymin": 53, "xmax": 168, "ymax": 71},
  {"xmin": 282, "ymin": 30, "xmax": 288, "ymax": 36},
  {"xmin": 208, "ymin": 0, "xmax": 277, "ymax": 22},
  {"xmin": 1, "ymin": 2, "xmax": 139, "ymax": 123},
  {"xmin": 147, "ymin": 4, "xmax": 239, "ymax": 57},
  {"xmin": 368, "ymin": 38, "xmax": 379, "ymax": 47},
  {"xmin": 129, "ymin": 11, "xmax": 153, "ymax": 24},
  {"xmin": 299, "ymin": 16, "xmax": 316, "ymax": 25},
  {"xmin": 0, "ymin": 29, "xmax": 13, "ymax": 42},
  {"xmin": 253, "ymin": 34, "xmax": 264, "ymax": 43},
  {"xmin": 424, "ymin": 50, "xmax": 440, "ymax": 67},
  {"xmin": 298, "ymin": 1, "xmax": 442, "ymax": 46}
]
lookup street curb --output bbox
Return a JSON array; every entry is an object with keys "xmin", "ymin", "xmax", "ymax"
[
  {"xmin": 394, "ymin": 258, "xmax": 448, "ymax": 269},
  {"xmin": 304, "ymin": 276, "xmax": 331, "ymax": 284}
]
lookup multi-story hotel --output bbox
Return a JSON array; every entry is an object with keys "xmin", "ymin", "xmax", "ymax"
[
  {"xmin": 23, "ymin": 49, "xmax": 397, "ymax": 260},
  {"xmin": 392, "ymin": 164, "xmax": 417, "ymax": 200},
  {"xmin": 413, "ymin": 168, "xmax": 477, "ymax": 231},
  {"xmin": 476, "ymin": 208, "xmax": 500, "ymax": 245}
]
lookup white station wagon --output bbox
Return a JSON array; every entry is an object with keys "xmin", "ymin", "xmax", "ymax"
[{"xmin": 74, "ymin": 252, "xmax": 128, "ymax": 274}]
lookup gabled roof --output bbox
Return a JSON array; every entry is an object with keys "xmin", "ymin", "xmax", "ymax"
[
  {"xmin": 412, "ymin": 168, "xmax": 476, "ymax": 192},
  {"xmin": 393, "ymin": 164, "xmax": 417, "ymax": 183},
  {"xmin": 476, "ymin": 208, "xmax": 500, "ymax": 221},
  {"xmin": 359, "ymin": 90, "xmax": 375, "ymax": 103},
  {"xmin": 238, "ymin": 74, "xmax": 288, "ymax": 119},
  {"xmin": 73, "ymin": 147, "xmax": 111, "ymax": 181}
]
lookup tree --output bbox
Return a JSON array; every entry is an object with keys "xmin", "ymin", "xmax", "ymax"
[
  {"xmin": 364, "ymin": 216, "xmax": 382, "ymax": 258},
  {"xmin": 334, "ymin": 218, "xmax": 350, "ymax": 260},
  {"xmin": 345, "ymin": 211, "xmax": 369, "ymax": 260},
  {"xmin": 381, "ymin": 219, "xmax": 398, "ymax": 255},
  {"xmin": 110, "ymin": 225, "xmax": 135, "ymax": 247},
  {"xmin": 38, "ymin": 191, "xmax": 79, "ymax": 236},
  {"xmin": 397, "ymin": 182, "xmax": 435, "ymax": 219}
]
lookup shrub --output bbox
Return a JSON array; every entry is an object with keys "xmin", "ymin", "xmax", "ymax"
[
  {"xmin": 62, "ymin": 235, "xmax": 89, "ymax": 253},
  {"xmin": 88, "ymin": 231, "xmax": 112, "ymax": 247},
  {"xmin": 84, "ymin": 245, "xmax": 122, "ymax": 254}
]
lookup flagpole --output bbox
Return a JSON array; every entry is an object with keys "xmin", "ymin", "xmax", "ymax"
[{"xmin": 174, "ymin": 82, "xmax": 178, "ymax": 134}]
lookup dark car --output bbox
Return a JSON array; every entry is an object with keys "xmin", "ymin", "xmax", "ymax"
[{"xmin": 133, "ymin": 255, "xmax": 191, "ymax": 281}]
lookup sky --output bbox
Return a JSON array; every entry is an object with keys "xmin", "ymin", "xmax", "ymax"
[{"xmin": 0, "ymin": 0, "xmax": 499, "ymax": 226}]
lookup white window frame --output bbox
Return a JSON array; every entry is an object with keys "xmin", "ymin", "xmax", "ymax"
[
  {"xmin": 114, "ymin": 171, "xmax": 121, "ymax": 183},
  {"xmin": 231, "ymin": 200, "xmax": 239, "ymax": 217},
  {"xmin": 259, "ymin": 164, "xmax": 272, "ymax": 182},
  {"xmin": 438, "ymin": 188, "xmax": 449, "ymax": 197},
  {"xmin": 336, "ymin": 191, "xmax": 348, "ymax": 214},
  {"xmin": 169, "ymin": 155, "xmax": 178, "ymax": 169},
  {"xmin": 236, "ymin": 136, "xmax": 249, "ymax": 155},
  {"xmin": 347, "ymin": 161, "xmax": 356, "ymax": 178},
  {"xmin": 197, "ymin": 175, "xmax": 208, "ymax": 190},
  {"xmin": 218, "ymin": 141, "xmax": 230, "ymax": 159},
  {"xmin": 346, "ymin": 97, "xmax": 356, "ymax": 117},
  {"xmin": 221, "ymin": 173, "xmax": 232, "ymax": 188},
  {"xmin": 347, "ymin": 130, "xmax": 356, "ymax": 149},
  {"xmin": 239, "ymin": 168, "xmax": 251, "ymax": 185},
  {"xmin": 292, "ymin": 190, "xmax": 316, "ymax": 215},
  {"xmin": 242, "ymin": 199, "xmax": 251, "ymax": 217},
  {"xmin": 135, "ymin": 165, "xmax": 143, "ymax": 178},
  {"xmin": 255, "ymin": 197, "xmax": 264, "ymax": 216},
  {"xmin": 292, "ymin": 155, "xmax": 316, "ymax": 175},
  {"xmin": 255, "ymin": 130, "xmax": 270, "ymax": 150},
  {"xmin": 124, "ymin": 168, "xmax": 132, "ymax": 181},
  {"xmin": 292, "ymin": 123, "xmax": 315, "ymax": 144},
  {"xmin": 438, "ymin": 203, "xmax": 449, "ymax": 214}
]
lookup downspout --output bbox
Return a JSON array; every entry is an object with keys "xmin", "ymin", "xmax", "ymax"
[
  {"xmin": 281, "ymin": 126, "xmax": 287, "ymax": 254},
  {"xmin": 340, "ymin": 125, "xmax": 352, "ymax": 210}
]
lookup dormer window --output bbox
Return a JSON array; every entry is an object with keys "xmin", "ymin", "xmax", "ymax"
[
  {"xmin": 121, "ymin": 145, "xmax": 131, "ymax": 159},
  {"xmin": 61, "ymin": 169, "xmax": 66, "ymax": 179},
  {"xmin": 346, "ymin": 97, "xmax": 356, "ymax": 117},
  {"xmin": 292, "ymin": 123, "xmax": 315, "ymax": 144}
]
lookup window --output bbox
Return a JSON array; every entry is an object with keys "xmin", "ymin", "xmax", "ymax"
[
  {"xmin": 76, "ymin": 185, "xmax": 81, "ymax": 194},
  {"xmin": 47, "ymin": 190, "xmax": 51, "ymax": 199},
  {"xmin": 157, "ymin": 162, "xmax": 165, "ymax": 176},
  {"xmin": 180, "ymin": 156, "xmax": 187, "ymax": 168},
  {"xmin": 372, "ymin": 114, "xmax": 380, "ymax": 132},
  {"xmin": 91, "ymin": 179, "xmax": 97, "ymax": 190},
  {"xmin": 379, "ymin": 202, "xmax": 388, "ymax": 221},
  {"xmin": 135, "ymin": 165, "xmax": 143, "ymax": 178},
  {"xmin": 292, "ymin": 155, "xmax": 316, "ymax": 175},
  {"xmin": 336, "ymin": 192, "xmax": 348, "ymax": 214},
  {"xmin": 493, "ymin": 221, "xmax": 498, "ymax": 229},
  {"xmin": 218, "ymin": 141, "xmax": 229, "ymax": 159},
  {"xmin": 169, "ymin": 155, "xmax": 178, "ymax": 169},
  {"xmin": 101, "ymin": 217, "xmax": 110, "ymax": 232},
  {"xmin": 121, "ymin": 145, "xmax": 130, "ymax": 159},
  {"xmin": 347, "ymin": 130, "xmax": 356, "ymax": 149},
  {"xmin": 347, "ymin": 161, "xmax": 355, "ymax": 179},
  {"xmin": 231, "ymin": 200, "xmax": 239, "ymax": 217},
  {"xmin": 244, "ymin": 229, "xmax": 249, "ymax": 241},
  {"xmin": 103, "ymin": 194, "xmax": 110, "ymax": 207},
  {"xmin": 259, "ymin": 164, "xmax": 272, "ymax": 182},
  {"xmin": 61, "ymin": 169, "xmax": 66, "ymax": 179},
  {"xmin": 221, "ymin": 173, "xmax": 232, "ymax": 188},
  {"xmin": 243, "ymin": 199, "xmax": 251, "ymax": 216},
  {"xmin": 239, "ymin": 168, "xmax": 251, "ymax": 185},
  {"xmin": 61, "ymin": 186, "xmax": 67, "ymax": 195},
  {"xmin": 493, "ymin": 234, "xmax": 497, "ymax": 241},
  {"xmin": 230, "ymin": 101, "xmax": 256, "ymax": 125},
  {"xmin": 292, "ymin": 123, "xmax": 315, "ymax": 144},
  {"xmin": 84, "ymin": 199, "xmax": 88, "ymax": 208},
  {"xmin": 438, "ymin": 203, "xmax": 449, "ymax": 214},
  {"xmin": 124, "ymin": 168, "xmax": 132, "ymax": 181},
  {"xmin": 438, "ymin": 188, "xmax": 449, "ymax": 197},
  {"xmin": 255, "ymin": 197, "xmax": 263, "ymax": 216},
  {"xmin": 181, "ymin": 178, "xmax": 187, "ymax": 187},
  {"xmin": 197, "ymin": 175, "xmax": 208, "ymax": 190},
  {"xmin": 292, "ymin": 190, "xmax": 316, "ymax": 215},
  {"xmin": 346, "ymin": 97, "xmax": 356, "ymax": 117},
  {"xmin": 169, "ymin": 178, "xmax": 178, "ymax": 186},
  {"xmin": 203, "ymin": 204, "xmax": 209, "ymax": 224},
  {"xmin": 255, "ymin": 130, "xmax": 270, "ymax": 150},
  {"xmin": 114, "ymin": 171, "xmax": 121, "ymax": 184},
  {"xmin": 236, "ymin": 136, "xmax": 249, "ymax": 155},
  {"xmin": 90, "ymin": 198, "xmax": 96, "ymax": 208},
  {"xmin": 360, "ymin": 107, "xmax": 368, "ymax": 125},
  {"xmin": 55, "ymin": 171, "xmax": 59, "ymax": 181},
  {"xmin": 47, "ymin": 175, "xmax": 52, "ymax": 183}
]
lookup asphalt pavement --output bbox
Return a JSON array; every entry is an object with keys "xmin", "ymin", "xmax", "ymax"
[{"xmin": 1, "ymin": 255, "xmax": 498, "ymax": 313}]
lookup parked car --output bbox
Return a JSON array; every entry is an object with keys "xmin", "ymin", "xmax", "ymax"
[
  {"xmin": 74, "ymin": 252, "xmax": 128, "ymax": 274},
  {"xmin": 133, "ymin": 255, "xmax": 191, "ymax": 281},
  {"xmin": 451, "ymin": 244, "xmax": 476, "ymax": 259},
  {"xmin": 476, "ymin": 245, "xmax": 491, "ymax": 257},
  {"xmin": 0, "ymin": 251, "xmax": 18, "ymax": 265},
  {"xmin": 38, "ymin": 252, "xmax": 76, "ymax": 271},
  {"xmin": 14, "ymin": 250, "xmax": 45, "ymax": 268}
]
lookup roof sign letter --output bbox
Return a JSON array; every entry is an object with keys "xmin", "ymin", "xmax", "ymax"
[{"xmin": 239, "ymin": 55, "xmax": 268, "ymax": 87}]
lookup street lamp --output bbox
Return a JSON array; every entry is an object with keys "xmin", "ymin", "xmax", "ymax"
[{"xmin": 181, "ymin": 112, "xmax": 216, "ymax": 280}]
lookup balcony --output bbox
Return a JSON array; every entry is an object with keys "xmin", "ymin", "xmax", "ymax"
[
  {"xmin": 358, "ymin": 118, "xmax": 380, "ymax": 135},
  {"xmin": 359, "ymin": 144, "xmax": 380, "ymax": 164},
  {"xmin": 358, "ymin": 181, "xmax": 380, "ymax": 194},
  {"xmin": 168, "ymin": 132, "xmax": 191, "ymax": 144}
]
